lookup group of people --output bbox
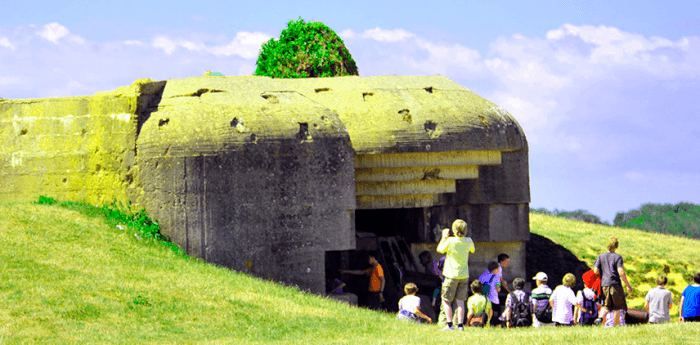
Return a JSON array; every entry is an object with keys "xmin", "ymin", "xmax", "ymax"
[{"xmin": 394, "ymin": 220, "xmax": 700, "ymax": 329}]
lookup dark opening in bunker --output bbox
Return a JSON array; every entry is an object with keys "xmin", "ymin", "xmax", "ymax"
[{"xmin": 326, "ymin": 208, "xmax": 441, "ymax": 314}]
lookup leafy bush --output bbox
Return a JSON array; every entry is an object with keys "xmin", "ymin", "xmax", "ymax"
[
  {"xmin": 254, "ymin": 19, "xmax": 359, "ymax": 78},
  {"xmin": 531, "ymin": 207, "xmax": 608, "ymax": 225},
  {"xmin": 614, "ymin": 202, "xmax": 700, "ymax": 239}
]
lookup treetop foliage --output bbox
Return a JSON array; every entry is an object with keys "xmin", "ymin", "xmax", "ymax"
[
  {"xmin": 614, "ymin": 202, "xmax": 700, "ymax": 239},
  {"xmin": 254, "ymin": 19, "xmax": 359, "ymax": 78},
  {"xmin": 531, "ymin": 208, "xmax": 607, "ymax": 225}
]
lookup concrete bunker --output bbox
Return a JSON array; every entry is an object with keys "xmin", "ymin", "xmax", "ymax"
[{"xmin": 1, "ymin": 75, "xmax": 529, "ymax": 313}]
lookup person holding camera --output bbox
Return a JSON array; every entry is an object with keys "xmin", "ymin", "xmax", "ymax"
[{"xmin": 436, "ymin": 219, "xmax": 475, "ymax": 331}]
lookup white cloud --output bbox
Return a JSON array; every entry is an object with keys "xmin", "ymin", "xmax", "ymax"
[
  {"xmin": 545, "ymin": 24, "xmax": 694, "ymax": 73},
  {"xmin": 342, "ymin": 27, "xmax": 483, "ymax": 76},
  {"xmin": 152, "ymin": 36, "xmax": 206, "ymax": 55},
  {"xmin": 340, "ymin": 28, "xmax": 414, "ymax": 42},
  {"xmin": 362, "ymin": 27, "xmax": 414, "ymax": 42},
  {"xmin": 36, "ymin": 22, "xmax": 84, "ymax": 45},
  {"xmin": 338, "ymin": 29, "xmax": 355, "ymax": 40},
  {"xmin": 152, "ymin": 36, "xmax": 177, "ymax": 54},
  {"xmin": 208, "ymin": 32, "xmax": 271, "ymax": 59},
  {"xmin": 0, "ymin": 37, "xmax": 16, "ymax": 50},
  {"xmin": 151, "ymin": 32, "xmax": 269, "ymax": 59}
]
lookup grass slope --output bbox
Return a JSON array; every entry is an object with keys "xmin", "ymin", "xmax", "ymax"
[
  {"xmin": 531, "ymin": 213, "xmax": 700, "ymax": 318},
  {"xmin": 1, "ymin": 203, "xmax": 699, "ymax": 344}
]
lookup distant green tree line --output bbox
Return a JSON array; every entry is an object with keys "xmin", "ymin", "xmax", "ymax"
[
  {"xmin": 531, "ymin": 202, "xmax": 700, "ymax": 239},
  {"xmin": 530, "ymin": 208, "xmax": 609, "ymax": 225},
  {"xmin": 613, "ymin": 202, "xmax": 700, "ymax": 239}
]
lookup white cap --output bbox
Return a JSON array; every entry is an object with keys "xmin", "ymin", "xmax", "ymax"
[{"xmin": 533, "ymin": 272, "xmax": 548, "ymax": 282}]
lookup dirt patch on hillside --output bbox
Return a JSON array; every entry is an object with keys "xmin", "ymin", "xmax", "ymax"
[{"xmin": 526, "ymin": 233, "xmax": 591, "ymax": 291}]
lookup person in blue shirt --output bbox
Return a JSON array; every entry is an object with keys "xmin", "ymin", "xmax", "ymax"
[{"xmin": 680, "ymin": 272, "xmax": 700, "ymax": 322}]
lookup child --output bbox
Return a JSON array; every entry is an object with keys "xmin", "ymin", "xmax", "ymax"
[
  {"xmin": 549, "ymin": 273, "xmax": 581, "ymax": 326},
  {"xmin": 575, "ymin": 271, "xmax": 600, "ymax": 326},
  {"xmin": 644, "ymin": 275, "xmax": 673, "ymax": 324},
  {"xmin": 397, "ymin": 283, "xmax": 432, "ymax": 324},
  {"xmin": 504, "ymin": 278, "xmax": 531, "ymax": 328},
  {"xmin": 467, "ymin": 279, "xmax": 492, "ymax": 327},
  {"xmin": 478, "ymin": 261, "xmax": 501, "ymax": 326}
]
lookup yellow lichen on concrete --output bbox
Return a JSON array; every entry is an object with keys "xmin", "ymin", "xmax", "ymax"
[
  {"xmin": 354, "ymin": 150, "xmax": 501, "ymax": 168},
  {"xmin": 1, "ymin": 82, "xmax": 142, "ymax": 205}
]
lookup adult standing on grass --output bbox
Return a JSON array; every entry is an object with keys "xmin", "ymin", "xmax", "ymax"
[
  {"xmin": 592, "ymin": 236, "xmax": 633, "ymax": 327},
  {"xmin": 549, "ymin": 273, "xmax": 581, "ymax": 326},
  {"xmin": 340, "ymin": 254, "xmax": 385, "ymax": 310},
  {"xmin": 436, "ymin": 219, "xmax": 475, "ymax": 331},
  {"xmin": 530, "ymin": 272, "xmax": 554, "ymax": 328},
  {"xmin": 680, "ymin": 272, "xmax": 700, "ymax": 322},
  {"xmin": 644, "ymin": 275, "xmax": 673, "ymax": 324}
]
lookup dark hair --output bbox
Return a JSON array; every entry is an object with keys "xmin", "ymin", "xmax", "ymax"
[
  {"xmin": 694, "ymin": 272, "xmax": 700, "ymax": 284},
  {"xmin": 419, "ymin": 251, "xmax": 432, "ymax": 261},
  {"xmin": 656, "ymin": 275, "xmax": 668, "ymax": 286},
  {"xmin": 471, "ymin": 279, "xmax": 483, "ymax": 294},
  {"xmin": 513, "ymin": 278, "xmax": 525, "ymax": 290},
  {"xmin": 497, "ymin": 253, "xmax": 509, "ymax": 263},
  {"xmin": 487, "ymin": 261, "xmax": 499, "ymax": 272}
]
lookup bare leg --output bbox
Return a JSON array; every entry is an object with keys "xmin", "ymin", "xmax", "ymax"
[
  {"xmin": 455, "ymin": 300, "xmax": 465, "ymax": 325},
  {"xmin": 442, "ymin": 298, "xmax": 454, "ymax": 324}
]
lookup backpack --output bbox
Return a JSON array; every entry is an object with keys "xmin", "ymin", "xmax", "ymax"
[
  {"xmin": 469, "ymin": 298, "xmax": 489, "ymax": 327},
  {"xmin": 482, "ymin": 274, "xmax": 495, "ymax": 296},
  {"xmin": 509, "ymin": 292, "xmax": 532, "ymax": 327},
  {"xmin": 578, "ymin": 291, "xmax": 598, "ymax": 325},
  {"xmin": 534, "ymin": 303, "xmax": 552, "ymax": 324}
]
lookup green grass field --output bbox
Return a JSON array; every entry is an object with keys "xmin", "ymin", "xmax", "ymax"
[{"xmin": 1, "ymin": 202, "xmax": 699, "ymax": 344}]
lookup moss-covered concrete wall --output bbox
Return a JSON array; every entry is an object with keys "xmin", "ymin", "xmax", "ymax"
[{"xmin": 0, "ymin": 80, "xmax": 161, "ymax": 205}]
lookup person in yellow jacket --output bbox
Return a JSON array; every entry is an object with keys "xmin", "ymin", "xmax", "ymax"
[{"xmin": 436, "ymin": 219, "xmax": 475, "ymax": 331}]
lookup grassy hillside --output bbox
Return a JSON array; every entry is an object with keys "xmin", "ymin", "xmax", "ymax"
[
  {"xmin": 531, "ymin": 213, "xmax": 700, "ymax": 317},
  {"xmin": 1, "ymin": 203, "xmax": 699, "ymax": 344}
]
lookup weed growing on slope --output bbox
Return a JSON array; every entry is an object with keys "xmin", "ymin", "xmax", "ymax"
[{"xmin": 35, "ymin": 196, "xmax": 186, "ymax": 257}]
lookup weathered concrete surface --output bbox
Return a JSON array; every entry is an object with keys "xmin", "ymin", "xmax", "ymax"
[
  {"xmin": 136, "ymin": 80, "xmax": 355, "ymax": 292},
  {"xmin": 0, "ymin": 79, "xmax": 159, "ymax": 206}
]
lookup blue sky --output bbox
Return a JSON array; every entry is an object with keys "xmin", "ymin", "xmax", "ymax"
[{"xmin": 2, "ymin": 0, "xmax": 699, "ymax": 223}]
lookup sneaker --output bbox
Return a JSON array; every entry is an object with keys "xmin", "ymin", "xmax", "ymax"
[
  {"xmin": 457, "ymin": 326, "xmax": 464, "ymax": 331},
  {"xmin": 441, "ymin": 325, "xmax": 455, "ymax": 331},
  {"xmin": 593, "ymin": 318, "xmax": 603, "ymax": 325}
]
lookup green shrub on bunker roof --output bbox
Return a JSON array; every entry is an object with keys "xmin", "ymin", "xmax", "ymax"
[{"xmin": 254, "ymin": 19, "xmax": 359, "ymax": 78}]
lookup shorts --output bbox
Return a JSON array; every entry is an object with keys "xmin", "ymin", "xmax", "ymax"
[
  {"xmin": 441, "ymin": 277, "xmax": 469, "ymax": 302},
  {"xmin": 601, "ymin": 284, "xmax": 627, "ymax": 311}
]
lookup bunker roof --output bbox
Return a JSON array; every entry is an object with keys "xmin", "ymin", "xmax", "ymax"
[{"xmin": 157, "ymin": 75, "xmax": 527, "ymax": 155}]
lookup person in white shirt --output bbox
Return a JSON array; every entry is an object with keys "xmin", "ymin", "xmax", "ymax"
[
  {"xmin": 397, "ymin": 283, "xmax": 432, "ymax": 323},
  {"xmin": 549, "ymin": 273, "xmax": 581, "ymax": 326},
  {"xmin": 644, "ymin": 275, "xmax": 673, "ymax": 324}
]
